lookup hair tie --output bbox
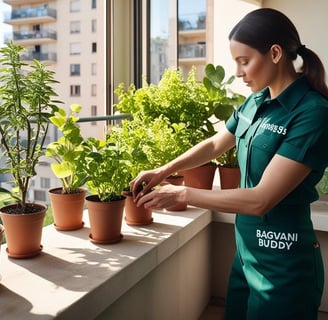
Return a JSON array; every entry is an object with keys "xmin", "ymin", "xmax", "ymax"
[{"xmin": 296, "ymin": 44, "xmax": 306, "ymax": 55}]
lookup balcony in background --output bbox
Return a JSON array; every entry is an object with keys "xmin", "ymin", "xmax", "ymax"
[{"xmin": 4, "ymin": 6, "xmax": 57, "ymax": 25}]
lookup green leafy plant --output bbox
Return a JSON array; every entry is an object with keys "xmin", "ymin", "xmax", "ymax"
[
  {"xmin": 0, "ymin": 41, "xmax": 60, "ymax": 212},
  {"xmin": 108, "ymin": 115, "xmax": 192, "ymax": 182},
  {"xmin": 46, "ymin": 104, "xmax": 89, "ymax": 194},
  {"xmin": 84, "ymin": 138, "xmax": 131, "ymax": 202},
  {"xmin": 203, "ymin": 64, "xmax": 246, "ymax": 167},
  {"xmin": 114, "ymin": 67, "xmax": 209, "ymax": 149}
]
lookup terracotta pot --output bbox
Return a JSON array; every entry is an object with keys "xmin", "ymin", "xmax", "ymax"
[
  {"xmin": 123, "ymin": 191, "xmax": 153, "ymax": 226},
  {"xmin": 0, "ymin": 203, "xmax": 46, "ymax": 259},
  {"xmin": 49, "ymin": 187, "xmax": 86, "ymax": 231},
  {"xmin": 86, "ymin": 195, "xmax": 125, "ymax": 244},
  {"xmin": 164, "ymin": 175, "xmax": 187, "ymax": 211},
  {"xmin": 179, "ymin": 163, "xmax": 217, "ymax": 190},
  {"xmin": 218, "ymin": 166, "xmax": 241, "ymax": 189}
]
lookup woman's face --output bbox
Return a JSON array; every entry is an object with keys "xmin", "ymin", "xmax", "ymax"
[{"xmin": 230, "ymin": 40, "xmax": 277, "ymax": 93}]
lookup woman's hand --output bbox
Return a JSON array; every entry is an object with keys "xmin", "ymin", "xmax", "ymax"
[
  {"xmin": 135, "ymin": 184, "xmax": 187, "ymax": 210},
  {"xmin": 130, "ymin": 168, "xmax": 166, "ymax": 201}
]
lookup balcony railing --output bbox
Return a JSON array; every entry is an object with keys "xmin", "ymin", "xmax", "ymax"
[
  {"xmin": 19, "ymin": 51, "xmax": 57, "ymax": 63},
  {"xmin": 12, "ymin": 29, "xmax": 57, "ymax": 42},
  {"xmin": 5, "ymin": 6, "xmax": 57, "ymax": 21},
  {"xmin": 179, "ymin": 43, "xmax": 206, "ymax": 59}
]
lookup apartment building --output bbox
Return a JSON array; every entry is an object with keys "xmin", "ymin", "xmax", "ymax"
[{"xmin": 2, "ymin": 0, "xmax": 105, "ymax": 203}]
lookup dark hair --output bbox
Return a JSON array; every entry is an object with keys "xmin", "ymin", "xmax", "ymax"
[{"xmin": 229, "ymin": 8, "xmax": 328, "ymax": 99}]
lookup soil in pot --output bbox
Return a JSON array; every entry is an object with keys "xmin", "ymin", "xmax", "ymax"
[
  {"xmin": 0, "ymin": 203, "xmax": 46, "ymax": 259},
  {"xmin": 49, "ymin": 187, "xmax": 86, "ymax": 231},
  {"xmin": 86, "ymin": 195, "xmax": 125, "ymax": 244}
]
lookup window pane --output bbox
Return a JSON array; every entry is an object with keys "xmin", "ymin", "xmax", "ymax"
[{"xmin": 150, "ymin": 0, "xmax": 171, "ymax": 84}]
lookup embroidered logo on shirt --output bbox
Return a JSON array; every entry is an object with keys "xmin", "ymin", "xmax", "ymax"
[
  {"xmin": 256, "ymin": 229, "xmax": 298, "ymax": 250},
  {"xmin": 259, "ymin": 123, "xmax": 287, "ymax": 135}
]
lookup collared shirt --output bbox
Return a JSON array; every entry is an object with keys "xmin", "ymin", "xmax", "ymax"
[{"xmin": 226, "ymin": 76, "xmax": 328, "ymax": 204}]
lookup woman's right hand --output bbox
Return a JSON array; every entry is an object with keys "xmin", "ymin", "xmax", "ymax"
[{"xmin": 130, "ymin": 168, "xmax": 166, "ymax": 202}]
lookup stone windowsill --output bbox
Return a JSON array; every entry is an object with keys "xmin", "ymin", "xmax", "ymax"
[{"xmin": 0, "ymin": 207, "xmax": 212, "ymax": 320}]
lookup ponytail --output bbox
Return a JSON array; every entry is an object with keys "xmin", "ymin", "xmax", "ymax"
[{"xmin": 297, "ymin": 46, "xmax": 328, "ymax": 99}]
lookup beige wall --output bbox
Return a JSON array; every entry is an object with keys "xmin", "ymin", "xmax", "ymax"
[
  {"xmin": 96, "ymin": 227, "xmax": 212, "ymax": 320},
  {"xmin": 262, "ymin": 0, "xmax": 328, "ymax": 75},
  {"xmin": 211, "ymin": 0, "xmax": 328, "ymax": 96}
]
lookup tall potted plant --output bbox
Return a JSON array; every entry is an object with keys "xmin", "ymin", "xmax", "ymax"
[
  {"xmin": 0, "ymin": 41, "xmax": 59, "ymax": 258},
  {"xmin": 84, "ymin": 137, "xmax": 131, "ymax": 244},
  {"xmin": 46, "ymin": 104, "xmax": 89, "ymax": 231},
  {"xmin": 203, "ymin": 64, "xmax": 245, "ymax": 189}
]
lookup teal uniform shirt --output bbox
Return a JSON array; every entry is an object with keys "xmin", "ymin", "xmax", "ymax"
[{"xmin": 224, "ymin": 76, "xmax": 328, "ymax": 320}]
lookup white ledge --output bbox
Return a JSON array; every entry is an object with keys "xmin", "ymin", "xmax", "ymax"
[{"xmin": 0, "ymin": 207, "xmax": 212, "ymax": 320}]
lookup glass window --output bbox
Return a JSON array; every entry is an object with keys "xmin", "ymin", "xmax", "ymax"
[
  {"xmin": 92, "ymin": 0, "xmax": 97, "ymax": 9},
  {"xmin": 40, "ymin": 178, "xmax": 50, "ymax": 189},
  {"xmin": 70, "ymin": 85, "xmax": 81, "ymax": 96},
  {"xmin": 70, "ymin": 21, "xmax": 81, "ymax": 34},
  {"xmin": 91, "ymin": 105, "xmax": 97, "ymax": 125},
  {"xmin": 92, "ymin": 42, "xmax": 97, "ymax": 53},
  {"xmin": 91, "ymin": 19, "xmax": 97, "ymax": 33},
  {"xmin": 91, "ymin": 63, "xmax": 97, "ymax": 75},
  {"xmin": 70, "ymin": 64, "xmax": 81, "ymax": 76},
  {"xmin": 91, "ymin": 84, "xmax": 97, "ymax": 96},
  {"xmin": 70, "ymin": 0, "xmax": 80, "ymax": 13},
  {"xmin": 34, "ymin": 190, "xmax": 46, "ymax": 202},
  {"xmin": 149, "ymin": 0, "xmax": 207, "ymax": 83},
  {"xmin": 70, "ymin": 42, "xmax": 81, "ymax": 55},
  {"xmin": 150, "ymin": 0, "xmax": 170, "ymax": 84}
]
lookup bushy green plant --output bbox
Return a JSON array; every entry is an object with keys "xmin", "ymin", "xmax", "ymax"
[
  {"xmin": 114, "ymin": 67, "xmax": 210, "ymax": 148},
  {"xmin": 46, "ymin": 104, "xmax": 89, "ymax": 194},
  {"xmin": 0, "ymin": 41, "xmax": 60, "ymax": 211},
  {"xmin": 108, "ymin": 115, "xmax": 193, "ymax": 181},
  {"xmin": 84, "ymin": 138, "xmax": 131, "ymax": 202},
  {"xmin": 203, "ymin": 64, "xmax": 246, "ymax": 167}
]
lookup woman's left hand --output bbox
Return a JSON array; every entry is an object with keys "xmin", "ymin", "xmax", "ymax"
[{"xmin": 136, "ymin": 184, "xmax": 187, "ymax": 210}]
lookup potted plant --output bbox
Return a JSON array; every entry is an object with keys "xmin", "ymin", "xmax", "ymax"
[
  {"xmin": 0, "ymin": 41, "xmax": 60, "ymax": 258},
  {"xmin": 203, "ymin": 63, "xmax": 246, "ymax": 189},
  {"xmin": 114, "ymin": 67, "xmax": 218, "ymax": 190},
  {"xmin": 109, "ymin": 114, "xmax": 190, "ymax": 219},
  {"xmin": 84, "ymin": 137, "xmax": 131, "ymax": 244},
  {"xmin": 46, "ymin": 104, "xmax": 89, "ymax": 231}
]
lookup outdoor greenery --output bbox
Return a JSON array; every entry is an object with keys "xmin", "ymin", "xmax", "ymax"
[
  {"xmin": 203, "ymin": 64, "xmax": 245, "ymax": 167},
  {"xmin": 83, "ymin": 137, "xmax": 131, "ymax": 202},
  {"xmin": 46, "ymin": 104, "xmax": 89, "ymax": 194},
  {"xmin": 115, "ymin": 64, "xmax": 245, "ymax": 168},
  {"xmin": 0, "ymin": 41, "xmax": 60, "ymax": 212}
]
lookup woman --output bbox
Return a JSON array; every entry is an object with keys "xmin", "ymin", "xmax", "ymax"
[{"xmin": 131, "ymin": 8, "xmax": 328, "ymax": 319}]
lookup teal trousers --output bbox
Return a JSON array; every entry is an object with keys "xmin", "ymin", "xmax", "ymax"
[{"xmin": 224, "ymin": 206, "xmax": 324, "ymax": 320}]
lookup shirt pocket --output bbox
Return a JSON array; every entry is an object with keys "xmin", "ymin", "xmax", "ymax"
[{"xmin": 249, "ymin": 133, "xmax": 282, "ymax": 182}]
